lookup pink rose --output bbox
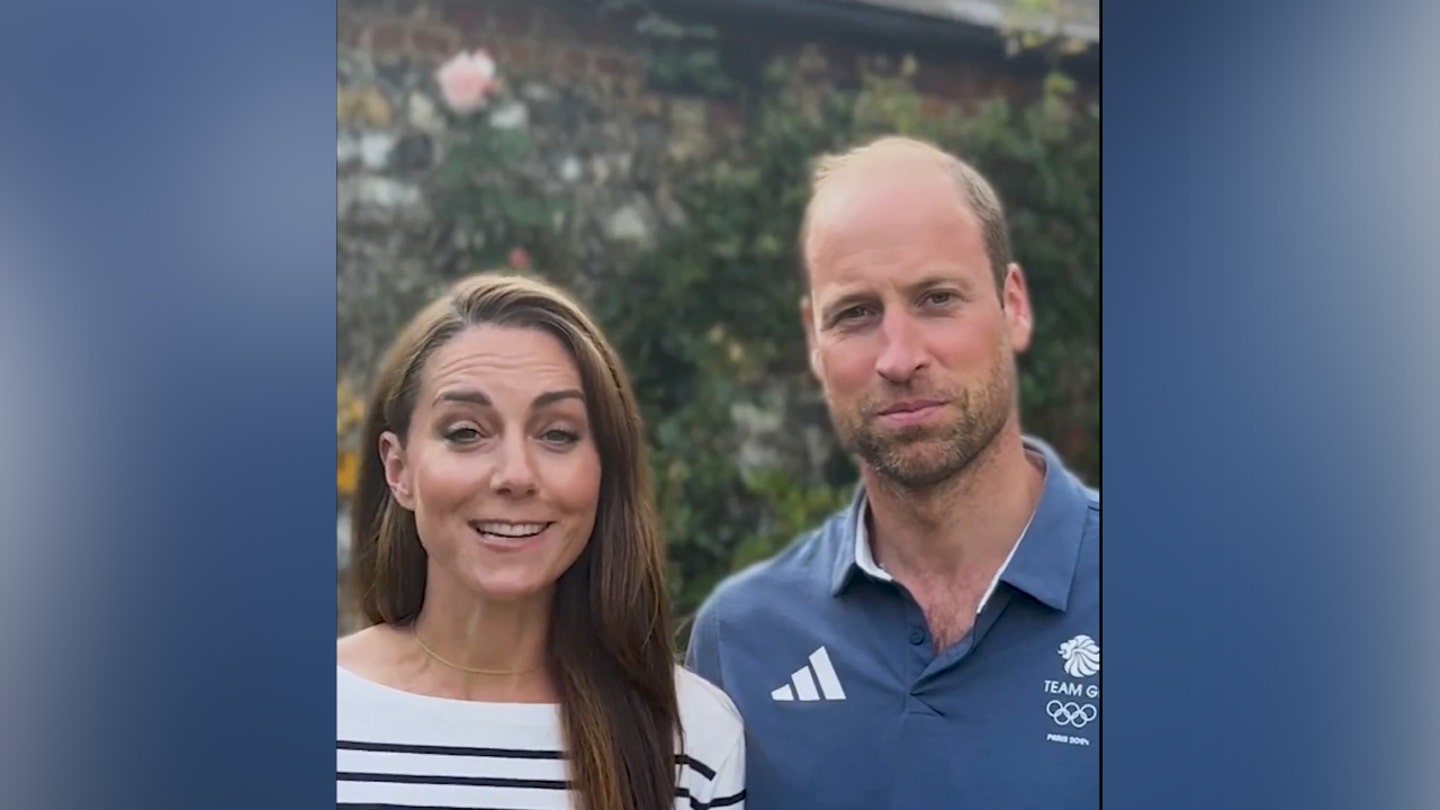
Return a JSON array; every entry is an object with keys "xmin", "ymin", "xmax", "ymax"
[{"xmin": 435, "ymin": 50, "xmax": 498, "ymax": 115}]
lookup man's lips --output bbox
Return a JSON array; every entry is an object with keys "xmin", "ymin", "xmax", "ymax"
[
  {"xmin": 873, "ymin": 399, "xmax": 947, "ymax": 428},
  {"xmin": 877, "ymin": 399, "xmax": 947, "ymax": 415}
]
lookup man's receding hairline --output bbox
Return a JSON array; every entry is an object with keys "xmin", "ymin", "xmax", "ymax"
[
  {"xmin": 812, "ymin": 135, "xmax": 956, "ymax": 185},
  {"xmin": 806, "ymin": 154, "xmax": 977, "ymax": 233},
  {"xmin": 800, "ymin": 136, "xmax": 1013, "ymax": 291}
]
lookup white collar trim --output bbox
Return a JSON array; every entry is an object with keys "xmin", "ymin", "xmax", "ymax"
[{"xmin": 852, "ymin": 468, "xmax": 1042, "ymax": 615}]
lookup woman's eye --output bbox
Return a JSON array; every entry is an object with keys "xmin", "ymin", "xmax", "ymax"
[
  {"xmin": 541, "ymin": 429, "xmax": 580, "ymax": 446},
  {"xmin": 445, "ymin": 426, "xmax": 482, "ymax": 442}
]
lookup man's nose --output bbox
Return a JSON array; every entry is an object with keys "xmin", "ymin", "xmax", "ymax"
[{"xmin": 874, "ymin": 312, "xmax": 928, "ymax": 383}]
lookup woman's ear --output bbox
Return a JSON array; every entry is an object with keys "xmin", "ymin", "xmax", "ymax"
[{"xmin": 379, "ymin": 431, "xmax": 415, "ymax": 511}]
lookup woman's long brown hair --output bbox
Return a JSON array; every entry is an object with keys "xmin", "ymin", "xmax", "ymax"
[{"xmin": 349, "ymin": 273, "xmax": 679, "ymax": 810}]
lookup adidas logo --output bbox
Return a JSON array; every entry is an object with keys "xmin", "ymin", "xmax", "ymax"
[{"xmin": 771, "ymin": 646, "xmax": 847, "ymax": 702}]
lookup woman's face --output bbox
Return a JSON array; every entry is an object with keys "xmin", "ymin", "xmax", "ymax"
[{"xmin": 381, "ymin": 324, "xmax": 602, "ymax": 605}]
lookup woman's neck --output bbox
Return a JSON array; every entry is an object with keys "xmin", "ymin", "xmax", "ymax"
[{"xmin": 405, "ymin": 578, "xmax": 556, "ymax": 702}]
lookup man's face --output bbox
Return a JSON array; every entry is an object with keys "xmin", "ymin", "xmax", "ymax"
[{"xmin": 802, "ymin": 162, "xmax": 1033, "ymax": 491}]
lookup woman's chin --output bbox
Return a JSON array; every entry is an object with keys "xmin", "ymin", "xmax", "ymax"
[{"xmin": 463, "ymin": 573, "xmax": 555, "ymax": 605}]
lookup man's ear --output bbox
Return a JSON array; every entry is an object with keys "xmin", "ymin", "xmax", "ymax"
[
  {"xmin": 379, "ymin": 431, "xmax": 416, "ymax": 511},
  {"xmin": 1002, "ymin": 262, "xmax": 1034, "ymax": 353},
  {"xmin": 801, "ymin": 295, "xmax": 825, "ymax": 380}
]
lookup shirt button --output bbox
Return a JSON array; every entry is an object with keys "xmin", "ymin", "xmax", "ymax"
[{"xmin": 909, "ymin": 628, "xmax": 926, "ymax": 645}]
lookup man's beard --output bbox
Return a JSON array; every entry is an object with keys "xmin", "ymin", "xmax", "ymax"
[{"xmin": 832, "ymin": 357, "xmax": 1014, "ymax": 493}]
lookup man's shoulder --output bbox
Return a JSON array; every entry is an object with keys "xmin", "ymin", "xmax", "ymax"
[
  {"xmin": 1054, "ymin": 449, "xmax": 1098, "ymax": 544},
  {"xmin": 1070, "ymin": 480, "xmax": 1100, "ymax": 603},
  {"xmin": 1081, "ymin": 482, "xmax": 1099, "ymax": 540},
  {"xmin": 696, "ymin": 505, "xmax": 852, "ymax": 624}
]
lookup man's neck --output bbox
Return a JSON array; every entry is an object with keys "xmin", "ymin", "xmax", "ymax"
[{"xmin": 862, "ymin": 430, "xmax": 1046, "ymax": 583}]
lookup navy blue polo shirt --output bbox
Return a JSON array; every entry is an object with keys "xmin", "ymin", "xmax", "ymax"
[{"xmin": 685, "ymin": 438, "xmax": 1100, "ymax": 810}]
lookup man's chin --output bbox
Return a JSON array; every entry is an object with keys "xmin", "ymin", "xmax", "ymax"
[
  {"xmin": 866, "ymin": 421, "xmax": 950, "ymax": 447},
  {"xmin": 860, "ymin": 440, "xmax": 949, "ymax": 479}
]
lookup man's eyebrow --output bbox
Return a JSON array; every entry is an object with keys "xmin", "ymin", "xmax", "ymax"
[{"xmin": 903, "ymin": 273, "xmax": 971, "ymax": 294}]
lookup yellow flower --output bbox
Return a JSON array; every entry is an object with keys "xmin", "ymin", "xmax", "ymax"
[{"xmin": 336, "ymin": 449, "xmax": 360, "ymax": 497}]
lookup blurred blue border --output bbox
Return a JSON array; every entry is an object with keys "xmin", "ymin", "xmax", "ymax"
[
  {"xmin": 1105, "ymin": 0, "xmax": 1438, "ymax": 807},
  {"xmin": 3, "ymin": 1, "xmax": 336, "ymax": 807}
]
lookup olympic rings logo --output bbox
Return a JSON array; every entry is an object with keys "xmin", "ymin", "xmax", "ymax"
[{"xmin": 1046, "ymin": 700, "xmax": 1097, "ymax": 728}]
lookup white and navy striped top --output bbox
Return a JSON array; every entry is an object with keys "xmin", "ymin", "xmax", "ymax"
[{"xmin": 337, "ymin": 665, "xmax": 746, "ymax": 810}]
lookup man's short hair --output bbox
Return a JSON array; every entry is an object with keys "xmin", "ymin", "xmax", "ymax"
[{"xmin": 798, "ymin": 136, "xmax": 1013, "ymax": 293}]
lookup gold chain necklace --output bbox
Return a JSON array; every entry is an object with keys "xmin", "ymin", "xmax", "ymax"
[{"xmin": 412, "ymin": 628, "xmax": 542, "ymax": 676}]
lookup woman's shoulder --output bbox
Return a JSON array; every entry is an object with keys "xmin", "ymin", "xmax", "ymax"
[
  {"xmin": 337, "ymin": 623, "xmax": 401, "ymax": 676},
  {"xmin": 674, "ymin": 665, "xmax": 744, "ymax": 743},
  {"xmin": 674, "ymin": 667, "xmax": 745, "ymax": 796}
]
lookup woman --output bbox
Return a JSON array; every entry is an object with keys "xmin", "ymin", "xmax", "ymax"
[{"xmin": 337, "ymin": 273, "xmax": 745, "ymax": 810}]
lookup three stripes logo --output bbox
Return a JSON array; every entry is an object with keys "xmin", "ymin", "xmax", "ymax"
[{"xmin": 771, "ymin": 646, "xmax": 846, "ymax": 702}]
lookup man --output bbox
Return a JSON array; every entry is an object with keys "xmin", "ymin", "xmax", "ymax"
[{"xmin": 685, "ymin": 136, "xmax": 1099, "ymax": 809}]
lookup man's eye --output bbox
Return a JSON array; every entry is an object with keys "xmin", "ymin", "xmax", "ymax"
[
  {"xmin": 837, "ymin": 305, "xmax": 872, "ymax": 322},
  {"xmin": 924, "ymin": 291, "xmax": 958, "ymax": 306}
]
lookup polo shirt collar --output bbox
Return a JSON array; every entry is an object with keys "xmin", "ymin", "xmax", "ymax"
[{"xmin": 829, "ymin": 436, "xmax": 1089, "ymax": 612}]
